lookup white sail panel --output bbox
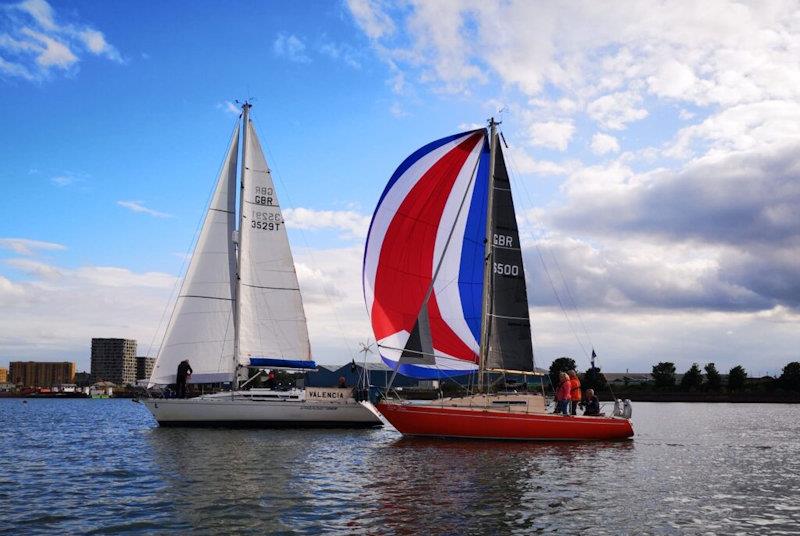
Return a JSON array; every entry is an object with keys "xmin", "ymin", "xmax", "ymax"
[
  {"xmin": 150, "ymin": 127, "xmax": 239, "ymax": 385},
  {"xmin": 238, "ymin": 121, "xmax": 311, "ymax": 363}
]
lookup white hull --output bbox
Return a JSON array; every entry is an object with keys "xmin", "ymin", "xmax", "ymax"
[{"xmin": 140, "ymin": 388, "xmax": 384, "ymax": 428}]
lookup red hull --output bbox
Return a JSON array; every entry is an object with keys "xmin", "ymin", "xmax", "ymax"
[{"xmin": 377, "ymin": 402, "xmax": 634, "ymax": 441}]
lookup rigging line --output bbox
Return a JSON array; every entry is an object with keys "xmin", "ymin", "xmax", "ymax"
[
  {"xmin": 249, "ymin": 108, "xmax": 357, "ymax": 363},
  {"xmin": 503, "ymin": 143, "xmax": 591, "ymax": 361},
  {"xmin": 532, "ymin": 216, "xmax": 589, "ymax": 359},
  {"xmin": 216, "ymin": 302, "xmax": 235, "ymax": 380},
  {"xmin": 550, "ymin": 252, "xmax": 594, "ymax": 350},
  {"xmin": 145, "ymin": 118, "xmax": 242, "ymax": 366}
]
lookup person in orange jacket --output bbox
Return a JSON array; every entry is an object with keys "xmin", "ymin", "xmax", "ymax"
[
  {"xmin": 555, "ymin": 372, "xmax": 571, "ymax": 415},
  {"xmin": 568, "ymin": 370, "xmax": 582, "ymax": 415}
]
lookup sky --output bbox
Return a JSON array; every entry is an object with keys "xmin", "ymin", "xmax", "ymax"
[{"xmin": 1, "ymin": 0, "xmax": 798, "ymax": 376}]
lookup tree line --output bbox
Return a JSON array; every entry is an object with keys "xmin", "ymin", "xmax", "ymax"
[{"xmin": 549, "ymin": 357, "xmax": 800, "ymax": 394}]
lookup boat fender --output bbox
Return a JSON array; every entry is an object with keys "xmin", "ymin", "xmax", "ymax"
[
  {"xmin": 622, "ymin": 399, "xmax": 633, "ymax": 419},
  {"xmin": 612, "ymin": 399, "xmax": 623, "ymax": 417}
]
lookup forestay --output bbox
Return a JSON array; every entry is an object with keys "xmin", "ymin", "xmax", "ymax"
[{"xmin": 150, "ymin": 126, "xmax": 239, "ymax": 385}]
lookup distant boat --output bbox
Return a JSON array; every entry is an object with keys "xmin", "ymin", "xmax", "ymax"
[
  {"xmin": 141, "ymin": 103, "xmax": 382, "ymax": 428},
  {"xmin": 362, "ymin": 120, "xmax": 633, "ymax": 440}
]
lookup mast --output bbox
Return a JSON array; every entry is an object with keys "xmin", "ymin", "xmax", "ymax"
[
  {"xmin": 478, "ymin": 118, "xmax": 499, "ymax": 389},
  {"xmin": 232, "ymin": 101, "xmax": 251, "ymax": 390}
]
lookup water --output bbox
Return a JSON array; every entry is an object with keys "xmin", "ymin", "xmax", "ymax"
[{"xmin": 1, "ymin": 399, "xmax": 798, "ymax": 535}]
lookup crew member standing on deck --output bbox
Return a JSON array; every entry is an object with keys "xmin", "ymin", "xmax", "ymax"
[
  {"xmin": 556, "ymin": 372, "xmax": 571, "ymax": 416},
  {"xmin": 176, "ymin": 359, "xmax": 192, "ymax": 398},
  {"xmin": 568, "ymin": 370, "xmax": 582, "ymax": 415}
]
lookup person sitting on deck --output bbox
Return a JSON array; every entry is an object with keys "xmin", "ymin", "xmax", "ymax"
[
  {"xmin": 266, "ymin": 370, "xmax": 276, "ymax": 389},
  {"xmin": 555, "ymin": 372, "xmax": 571, "ymax": 416},
  {"xmin": 568, "ymin": 370, "xmax": 582, "ymax": 415},
  {"xmin": 176, "ymin": 359, "xmax": 192, "ymax": 398},
  {"xmin": 583, "ymin": 389, "xmax": 601, "ymax": 416}
]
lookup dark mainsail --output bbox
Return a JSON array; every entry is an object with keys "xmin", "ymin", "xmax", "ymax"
[{"xmin": 483, "ymin": 137, "xmax": 534, "ymax": 372}]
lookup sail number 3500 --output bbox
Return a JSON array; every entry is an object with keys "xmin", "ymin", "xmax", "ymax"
[{"xmin": 493, "ymin": 262, "xmax": 520, "ymax": 277}]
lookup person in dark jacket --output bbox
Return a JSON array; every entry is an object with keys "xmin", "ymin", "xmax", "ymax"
[
  {"xmin": 583, "ymin": 388, "xmax": 600, "ymax": 416},
  {"xmin": 176, "ymin": 360, "xmax": 192, "ymax": 398}
]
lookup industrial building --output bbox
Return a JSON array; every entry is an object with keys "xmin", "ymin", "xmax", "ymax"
[
  {"xmin": 305, "ymin": 362, "xmax": 420, "ymax": 389},
  {"xmin": 91, "ymin": 338, "xmax": 137, "ymax": 386},
  {"xmin": 8, "ymin": 361, "xmax": 76, "ymax": 388}
]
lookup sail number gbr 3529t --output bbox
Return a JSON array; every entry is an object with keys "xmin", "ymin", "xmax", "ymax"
[
  {"xmin": 492, "ymin": 233, "xmax": 520, "ymax": 277},
  {"xmin": 251, "ymin": 186, "xmax": 282, "ymax": 231}
]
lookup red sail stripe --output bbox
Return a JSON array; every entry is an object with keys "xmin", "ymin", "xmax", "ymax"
[{"xmin": 371, "ymin": 131, "xmax": 482, "ymax": 362}]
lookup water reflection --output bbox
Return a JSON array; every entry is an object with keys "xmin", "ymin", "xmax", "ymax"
[
  {"xmin": 362, "ymin": 437, "xmax": 635, "ymax": 534},
  {"xmin": 4, "ymin": 400, "xmax": 798, "ymax": 535},
  {"xmin": 147, "ymin": 427, "xmax": 388, "ymax": 534}
]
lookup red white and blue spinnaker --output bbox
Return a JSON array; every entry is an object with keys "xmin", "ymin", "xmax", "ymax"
[{"xmin": 363, "ymin": 129, "xmax": 490, "ymax": 378}]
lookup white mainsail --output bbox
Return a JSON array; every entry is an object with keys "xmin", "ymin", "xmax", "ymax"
[
  {"xmin": 149, "ymin": 127, "xmax": 239, "ymax": 385},
  {"xmin": 237, "ymin": 121, "xmax": 311, "ymax": 365}
]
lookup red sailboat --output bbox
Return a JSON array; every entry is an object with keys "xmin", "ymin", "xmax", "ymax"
[{"xmin": 362, "ymin": 119, "xmax": 633, "ymax": 441}]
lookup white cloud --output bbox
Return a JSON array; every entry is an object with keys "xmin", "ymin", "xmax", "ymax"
[
  {"xmin": 217, "ymin": 100, "xmax": 240, "ymax": 115},
  {"xmin": 319, "ymin": 41, "xmax": 361, "ymax": 69},
  {"xmin": 349, "ymin": 1, "xmax": 800, "ymax": 135},
  {"xmin": 0, "ymin": 0, "xmax": 122, "ymax": 81},
  {"xmin": 527, "ymin": 120, "xmax": 575, "ymax": 151},
  {"xmin": 75, "ymin": 266, "xmax": 174, "ymax": 289},
  {"xmin": 500, "ymin": 145, "xmax": 579, "ymax": 177},
  {"xmin": 117, "ymin": 200, "xmax": 172, "ymax": 219},
  {"xmin": 51, "ymin": 175, "xmax": 74, "ymax": 186},
  {"xmin": 5, "ymin": 257, "xmax": 63, "ymax": 279},
  {"xmin": 78, "ymin": 28, "xmax": 121, "ymax": 62},
  {"xmin": 273, "ymin": 33, "xmax": 310, "ymax": 63},
  {"xmin": 586, "ymin": 91, "xmax": 648, "ymax": 130},
  {"xmin": 647, "ymin": 60, "xmax": 698, "ymax": 99},
  {"xmin": 0, "ymin": 238, "xmax": 66, "ymax": 255},
  {"xmin": 294, "ymin": 246, "xmax": 370, "ymax": 363},
  {"xmin": 389, "ymin": 101, "xmax": 407, "ymax": 118},
  {"xmin": 0, "ymin": 257, "xmax": 176, "ymax": 368},
  {"xmin": 667, "ymin": 100, "xmax": 800, "ymax": 159},
  {"xmin": 346, "ymin": 0, "xmax": 395, "ymax": 40},
  {"xmin": 19, "ymin": 27, "xmax": 76, "ymax": 68},
  {"xmin": 590, "ymin": 132, "xmax": 620, "ymax": 155},
  {"xmin": 17, "ymin": 0, "xmax": 56, "ymax": 31},
  {"xmin": 0, "ymin": 245, "xmax": 367, "ymax": 369},
  {"xmin": 283, "ymin": 208, "xmax": 370, "ymax": 239}
]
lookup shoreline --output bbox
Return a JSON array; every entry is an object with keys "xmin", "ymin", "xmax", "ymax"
[
  {"xmin": 2, "ymin": 391, "xmax": 798, "ymax": 403},
  {"xmin": 599, "ymin": 392, "xmax": 800, "ymax": 403}
]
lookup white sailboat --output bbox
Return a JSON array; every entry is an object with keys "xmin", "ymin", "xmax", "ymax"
[{"xmin": 140, "ymin": 103, "xmax": 382, "ymax": 428}]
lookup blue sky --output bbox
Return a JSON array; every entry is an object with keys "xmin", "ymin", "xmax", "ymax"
[{"xmin": 2, "ymin": 0, "xmax": 799, "ymax": 376}]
